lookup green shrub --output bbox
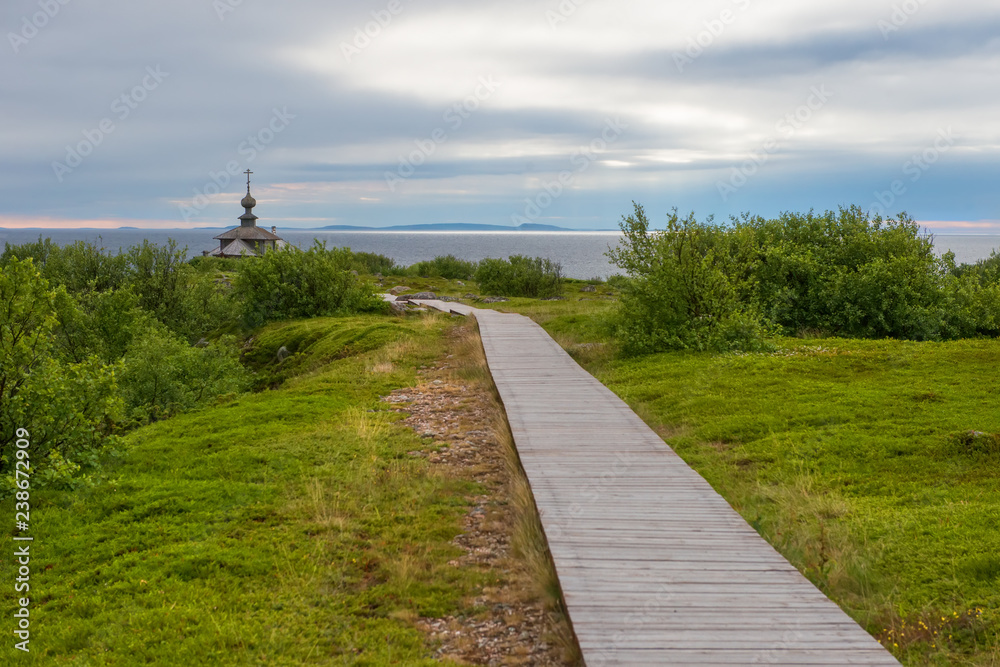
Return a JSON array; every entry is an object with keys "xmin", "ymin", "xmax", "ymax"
[
  {"xmin": 0, "ymin": 258, "xmax": 122, "ymax": 491},
  {"xmin": 474, "ymin": 255, "xmax": 563, "ymax": 298},
  {"xmin": 748, "ymin": 207, "xmax": 955, "ymax": 339},
  {"xmin": 952, "ymin": 251, "xmax": 1000, "ymax": 284},
  {"xmin": 119, "ymin": 326, "xmax": 251, "ymax": 425},
  {"xmin": 407, "ymin": 254, "xmax": 477, "ymax": 280},
  {"xmin": 2, "ymin": 237, "xmax": 236, "ymax": 342},
  {"xmin": 233, "ymin": 241, "xmax": 386, "ymax": 327},
  {"xmin": 608, "ymin": 203, "xmax": 774, "ymax": 354},
  {"xmin": 609, "ymin": 203, "xmax": 1000, "ymax": 354},
  {"xmin": 606, "ymin": 274, "xmax": 631, "ymax": 291},
  {"xmin": 1, "ymin": 237, "xmax": 129, "ymax": 293},
  {"xmin": 188, "ymin": 255, "xmax": 243, "ymax": 274},
  {"xmin": 351, "ymin": 251, "xmax": 403, "ymax": 276}
]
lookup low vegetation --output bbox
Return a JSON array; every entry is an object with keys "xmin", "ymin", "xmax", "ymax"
[
  {"xmin": 0, "ymin": 314, "xmax": 504, "ymax": 664},
  {"xmin": 386, "ymin": 210, "xmax": 1000, "ymax": 665},
  {"xmin": 406, "ymin": 254, "xmax": 478, "ymax": 281},
  {"xmin": 610, "ymin": 203, "xmax": 1000, "ymax": 354},
  {"xmin": 233, "ymin": 241, "xmax": 385, "ymax": 327},
  {"xmin": 475, "ymin": 255, "xmax": 563, "ymax": 298},
  {"xmin": 585, "ymin": 338, "xmax": 1000, "ymax": 666},
  {"xmin": 0, "ymin": 238, "xmax": 383, "ymax": 489},
  {"xmin": 4, "ymin": 213, "xmax": 999, "ymax": 665}
]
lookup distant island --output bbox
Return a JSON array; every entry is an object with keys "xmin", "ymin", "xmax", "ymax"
[
  {"xmin": 184, "ymin": 222, "xmax": 590, "ymax": 231},
  {"xmin": 311, "ymin": 222, "xmax": 589, "ymax": 232},
  {"xmin": 2, "ymin": 223, "xmax": 618, "ymax": 232}
]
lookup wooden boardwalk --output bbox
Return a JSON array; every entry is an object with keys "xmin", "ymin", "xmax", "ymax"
[{"xmin": 408, "ymin": 297, "xmax": 899, "ymax": 666}]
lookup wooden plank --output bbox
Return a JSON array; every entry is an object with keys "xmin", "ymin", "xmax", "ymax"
[{"xmin": 405, "ymin": 297, "xmax": 899, "ymax": 666}]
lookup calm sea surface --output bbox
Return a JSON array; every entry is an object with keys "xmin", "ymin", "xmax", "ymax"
[{"xmin": 1, "ymin": 229, "xmax": 997, "ymax": 280}]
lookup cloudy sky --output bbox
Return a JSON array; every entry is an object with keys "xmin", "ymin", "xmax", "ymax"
[{"xmin": 2, "ymin": 0, "xmax": 999, "ymax": 231}]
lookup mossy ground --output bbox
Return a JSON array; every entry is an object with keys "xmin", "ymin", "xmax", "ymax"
[{"xmin": 2, "ymin": 313, "xmax": 490, "ymax": 665}]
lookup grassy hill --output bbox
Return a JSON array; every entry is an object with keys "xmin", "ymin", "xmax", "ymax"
[{"xmin": 2, "ymin": 314, "xmax": 485, "ymax": 665}]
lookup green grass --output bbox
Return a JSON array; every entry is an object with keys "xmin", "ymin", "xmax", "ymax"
[
  {"xmin": 373, "ymin": 274, "xmax": 1000, "ymax": 664},
  {"xmin": 2, "ymin": 314, "xmax": 487, "ymax": 665},
  {"xmin": 593, "ymin": 338, "xmax": 1000, "ymax": 665}
]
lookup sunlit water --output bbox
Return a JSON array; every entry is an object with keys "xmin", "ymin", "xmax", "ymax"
[{"xmin": 1, "ymin": 229, "xmax": 996, "ymax": 280}]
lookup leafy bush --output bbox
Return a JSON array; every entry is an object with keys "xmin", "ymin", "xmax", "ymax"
[
  {"xmin": 1, "ymin": 236, "xmax": 129, "ymax": 293},
  {"xmin": 609, "ymin": 203, "xmax": 1000, "ymax": 354},
  {"xmin": 953, "ymin": 251, "xmax": 1000, "ymax": 286},
  {"xmin": 187, "ymin": 255, "xmax": 243, "ymax": 274},
  {"xmin": 233, "ymin": 241, "xmax": 386, "ymax": 327},
  {"xmin": 51, "ymin": 286, "xmax": 147, "ymax": 364},
  {"xmin": 748, "ymin": 208, "xmax": 954, "ymax": 339},
  {"xmin": 608, "ymin": 204, "xmax": 774, "ymax": 354},
  {"xmin": 0, "ymin": 259, "xmax": 122, "ymax": 490},
  {"xmin": 2, "ymin": 237, "xmax": 236, "ymax": 342},
  {"xmin": 474, "ymin": 255, "xmax": 563, "ymax": 298},
  {"xmin": 407, "ymin": 255, "xmax": 477, "ymax": 280},
  {"xmin": 119, "ymin": 327, "xmax": 251, "ymax": 424},
  {"xmin": 351, "ymin": 251, "xmax": 403, "ymax": 276},
  {"xmin": 605, "ymin": 274, "xmax": 631, "ymax": 291}
]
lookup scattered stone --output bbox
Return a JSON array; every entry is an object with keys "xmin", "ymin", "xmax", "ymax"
[
  {"xmin": 580, "ymin": 285, "xmax": 596, "ymax": 292},
  {"xmin": 438, "ymin": 296, "xmax": 460, "ymax": 302},
  {"xmin": 480, "ymin": 296, "xmax": 509, "ymax": 303},
  {"xmin": 456, "ymin": 280, "xmax": 465, "ymax": 286},
  {"xmin": 388, "ymin": 286, "xmax": 412, "ymax": 295},
  {"xmin": 351, "ymin": 270, "xmax": 359, "ymax": 276},
  {"xmin": 411, "ymin": 291, "xmax": 437, "ymax": 300},
  {"xmin": 463, "ymin": 293, "xmax": 477, "ymax": 299},
  {"xmin": 380, "ymin": 326, "xmax": 573, "ymax": 666},
  {"xmin": 395, "ymin": 295, "xmax": 412, "ymax": 302},
  {"xmin": 540, "ymin": 296, "xmax": 566, "ymax": 301},
  {"xmin": 194, "ymin": 338, "xmax": 210, "ymax": 348},
  {"xmin": 275, "ymin": 345, "xmax": 290, "ymax": 362}
]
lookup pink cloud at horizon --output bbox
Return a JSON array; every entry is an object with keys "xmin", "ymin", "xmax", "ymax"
[{"xmin": 0, "ymin": 216, "xmax": 206, "ymax": 230}]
